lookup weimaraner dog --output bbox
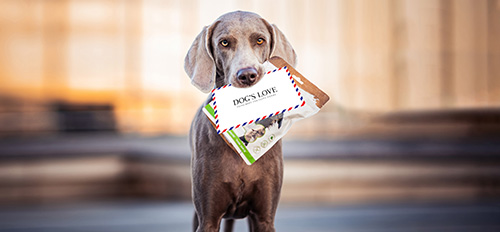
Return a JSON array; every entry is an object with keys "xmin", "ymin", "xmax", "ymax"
[{"xmin": 184, "ymin": 11, "xmax": 296, "ymax": 232}]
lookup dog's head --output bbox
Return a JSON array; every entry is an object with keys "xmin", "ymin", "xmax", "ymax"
[{"xmin": 184, "ymin": 11, "xmax": 297, "ymax": 93}]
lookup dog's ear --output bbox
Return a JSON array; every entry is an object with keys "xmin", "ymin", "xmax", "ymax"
[
  {"xmin": 262, "ymin": 19, "xmax": 297, "ymax": 67},
  {"xmin": 184, "ymin": 22, "xmax": 219, "ymax": 93}
]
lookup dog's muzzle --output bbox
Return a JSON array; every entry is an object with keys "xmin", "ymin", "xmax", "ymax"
[{"xmin": 236, "ymin": 67, "xmax": 258, "ymax": 86}]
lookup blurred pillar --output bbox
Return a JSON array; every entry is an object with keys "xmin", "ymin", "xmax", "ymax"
[
  {"xmin": 124, "ymin": 0, "xmax": 143, "ymax": 100},
  {"xmin": 488, "ymin": 0, "xmax": 500, "ymax": 105},
  {"xmin": 440, "ymin": 0, "xmax": 455, "ymax": 107},
  {"xmin": 391, "ymin": 0, "xmax": 404, "ymax": 109},
  {"xmin": 339, "ymin": 0, "xmax": 396, "ymax": 111},
  {"xmin": 400, "ymin": 0, "xmax": 444, "ymax": 109},
  {"xmin": 42, "ymin": 0, "xmax": 69, "ymax": 99},
  {"xmin": 122, "ymin": 0, "xmax": 143, "ymax": 132},
  {"xmin": 452, "ymin": 0, "xmax": 489, "ymax": 107}
]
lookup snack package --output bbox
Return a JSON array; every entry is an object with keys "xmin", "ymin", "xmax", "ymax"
[{"xmin": 203, "ymin": 57, "xmax": 330, "ymax": 165}]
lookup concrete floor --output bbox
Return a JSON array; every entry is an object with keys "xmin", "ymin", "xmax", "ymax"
[{"xmin": 0, "ymin": 201, "xmax": 499, "ymax": 232}]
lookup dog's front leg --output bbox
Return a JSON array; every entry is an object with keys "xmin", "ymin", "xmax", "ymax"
[
  {"xmin": 247, "ymin": 206, "xmax": 277, "ymax": 232},
  {"xmin": 247, "ymin": 185, "xmax": 280, "ymax": 232},
  {"xmin": 247, "ymin": 191, "xmax": 280, "ymax": 232},
  {"xmin": 246, "ymin": 143, "xmax": 283, "ymax": 232},
  {"xmin": 192, "ymin": 161, "xmax": 233, "ymax": 232},
  {"xmin": 192, "ymin": 180, "xmax": 230, "ymax": 232}
]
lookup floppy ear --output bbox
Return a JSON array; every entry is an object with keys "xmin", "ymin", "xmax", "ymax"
[
  {"xmin": 184, "ymin": 23, "xmax": 218, "ymax": 93},
  {"xmin": 262, "ymin": 19, "xmax": 297, "ymax": 67}
]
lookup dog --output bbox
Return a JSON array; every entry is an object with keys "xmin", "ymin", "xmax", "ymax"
[{"xmin": 184, "ymin": 11, "xmax": 296, "ymax": 232}]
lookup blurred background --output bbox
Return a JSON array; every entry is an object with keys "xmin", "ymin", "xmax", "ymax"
[{"xmin": 1, "ymin": 0, "xmax": 500, "ymax": 231}]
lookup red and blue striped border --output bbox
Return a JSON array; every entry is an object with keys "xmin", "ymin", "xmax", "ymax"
[{"xmin": 211, "ymin": 66, "xmax": 305, "ymax": 134}]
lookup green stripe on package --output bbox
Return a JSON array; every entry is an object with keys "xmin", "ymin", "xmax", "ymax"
[{"xmin": 204, "ymin": 103, "xmax": 215, "ymax": 117}]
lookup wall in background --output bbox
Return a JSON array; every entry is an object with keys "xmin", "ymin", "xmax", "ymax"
[{"xmin": 0, "ymin": 0, "xmax": 499, "ymax": 137}]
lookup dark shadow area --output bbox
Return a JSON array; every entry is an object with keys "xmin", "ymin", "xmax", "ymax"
[{"xmin": 51, "ymin": 102, "xmax": 117, "ymax": 133}]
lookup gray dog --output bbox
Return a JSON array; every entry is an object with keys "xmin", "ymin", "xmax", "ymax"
[{"xmin": 184, "ymin": 11, "xmax": 296, "ymax": 232}]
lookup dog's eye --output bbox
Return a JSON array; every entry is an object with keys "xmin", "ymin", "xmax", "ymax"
[
  {"xmin": 256, "ymin": 38, "xmax": 264, "ymax": 45},
  {"xmin": 220, "ymin": 40, "xmax": 229, "ymax": 47}
]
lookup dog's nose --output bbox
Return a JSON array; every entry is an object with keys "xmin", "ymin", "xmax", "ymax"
[{"xmin": 236, "ymin": 67, "xmax": 258, "ymax": 85}]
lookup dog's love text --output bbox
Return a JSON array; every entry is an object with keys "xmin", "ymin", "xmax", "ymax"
[{"xmin": 233, "ymin": 87, "xmax": 278, "ymax": 106}]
